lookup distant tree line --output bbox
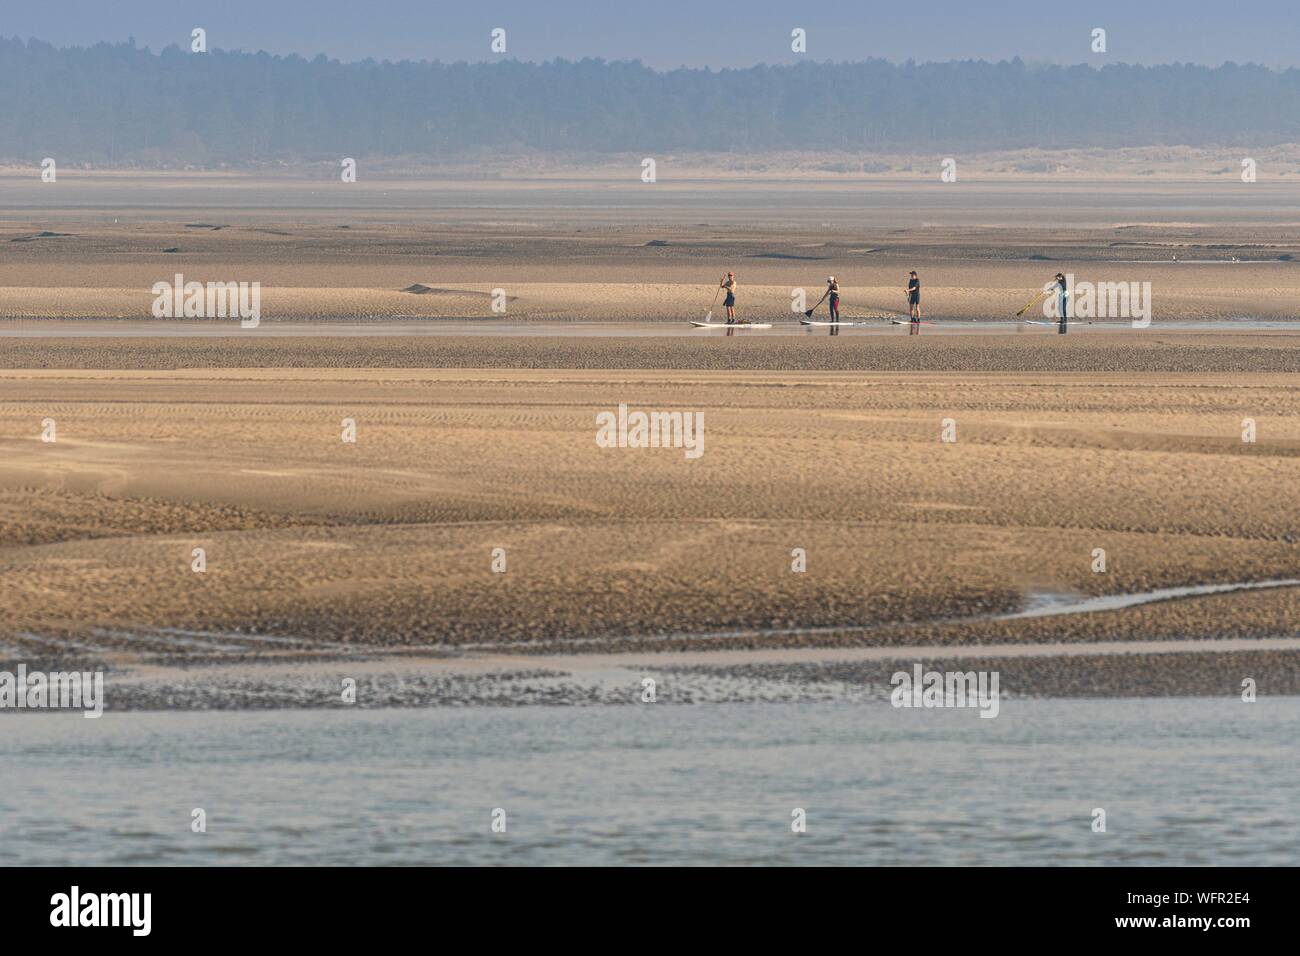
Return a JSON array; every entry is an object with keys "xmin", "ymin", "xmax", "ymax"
[{"xmin": 2, "ymin": 37, "xmax": 1298, "ymax": 165}]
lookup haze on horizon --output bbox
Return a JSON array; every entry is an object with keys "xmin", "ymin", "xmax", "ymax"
[{"xmin": 6, "ymin": 0, "xmax": 1300, "ymax": 71}]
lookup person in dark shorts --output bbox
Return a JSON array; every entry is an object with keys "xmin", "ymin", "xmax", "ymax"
[
  {"xmin": 826, "ymin": 276, "xmax": 840, "ymax": 322},
  {"xmin": 1054, "ymin": 272, "xmax": 1069, "ymax": 334},
  {"xmin": 721, "ymin": 272, "xmax": 737, "ymax": 323},
  {"xmin": 906, "ymin": 271, "xmax": 921, "ymax": 333}
]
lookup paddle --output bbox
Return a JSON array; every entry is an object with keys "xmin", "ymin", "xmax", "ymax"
[
  {"xmin": 702, "ymin": 278, "xmax": 723, "ymax": 323},
  {"xmin": 1015, "ymin": 287, "xmax": 1051, "ymax": 318},
  {"xmin": 804, "ymin": 288, "xmax": 830, "ymax": 318}
]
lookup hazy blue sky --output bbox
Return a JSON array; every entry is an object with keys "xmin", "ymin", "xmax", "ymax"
[{"xmin": 7, "ymin": 0, "xmax": 1300, "ymax": 69}]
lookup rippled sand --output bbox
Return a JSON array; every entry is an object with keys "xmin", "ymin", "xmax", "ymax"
[{"xmin": 1, "ymin": 333, "xmax": 1297, "ymax": 708}]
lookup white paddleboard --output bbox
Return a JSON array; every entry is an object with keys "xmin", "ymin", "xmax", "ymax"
[
  {"xmin": 891, "ymin": 318, "xmax": 933, "ymax": 326},
  {"xmin": 799, "ymin": 318, "xmax": 866, "ymax": 327},
  {"xmin": 690, "ymin": 321, "xmax": 772, "ymax": 329}
]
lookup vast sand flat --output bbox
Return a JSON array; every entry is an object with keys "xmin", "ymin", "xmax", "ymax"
[
  {"xmin": 3, "ymin": 172, "xmax": 1298, "ymax": 704},
  {"xmin": 2, "ymin": 344, "xmax": 1298, "ymax": 672},
  {"xmin": 4, "ymin": 173, "xmax": 1300, "ymax": 322}
]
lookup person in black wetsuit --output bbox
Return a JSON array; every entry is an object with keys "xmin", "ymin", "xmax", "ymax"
[{"xmin": 906, "ymin": 271, "xmax": 921, "ymax": 333}]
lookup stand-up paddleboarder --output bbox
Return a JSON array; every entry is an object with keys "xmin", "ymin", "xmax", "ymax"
[
  {"xmin": 906, "ymin": 271, "xmax": 921, "ymax": 334},
  {"xmin": 827, "ymin": 276, "xmax": 840, "ymax": 322},
  {"xmin": 1054, "ymin": 272, "xmax": 1069, "ymax": 334},
  {"xmin": 804, "ymin": 276, "xmax": 841, "ymax": 322},
  {"xmin": 721, "ymin": 272, "xmax": 737, "ymax": 324}
]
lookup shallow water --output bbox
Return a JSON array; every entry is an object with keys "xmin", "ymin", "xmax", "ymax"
[
  {"xmin": 1, "ymin": 697, "xmax": 1293, "ymax": 865},
  {"xmin": 0, "ymin": 319, "xmax": 1295, "ymax": 337},
  {"xmin": 1000, "ymin": 579, "xmax": 1300, "ymax": 620}
]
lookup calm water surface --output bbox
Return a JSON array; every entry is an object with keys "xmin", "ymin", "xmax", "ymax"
[{"xmin": 1, "ymin": 697, "xmax": 1293, "ymax": 865}]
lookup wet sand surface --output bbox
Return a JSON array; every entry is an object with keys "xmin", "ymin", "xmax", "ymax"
[
  {"xmin": 1, "ymin": 334, "xmax": 1298, "ymax": 707},
  {"xmin": 2, "ymin": 327, "xmax": 1300, "ymax": 371},
  {"xmin": 25, "ymin": 635, "xmax": 1291, "ymax": 710},
  {"xmin": 3, "ymin": 174, "xmax": 1300, "ymax": 323}
]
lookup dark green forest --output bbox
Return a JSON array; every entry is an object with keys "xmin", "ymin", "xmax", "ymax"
[{"xmin": 3, "ymin": 37, "xmax": 1298, "ymax": 164}]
